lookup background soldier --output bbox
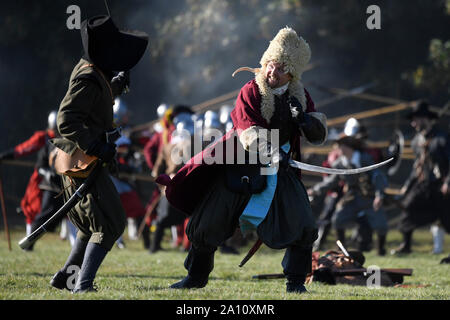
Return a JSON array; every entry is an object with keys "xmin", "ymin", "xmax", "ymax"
[
  {"xmin": 392, "ymin": 101, "xmax": 450, "ymax": 255},
  {"xmin": 0, "ymin": 111, "xmax": 58, "ymax": 239},
  {"xmin": 150, "ymin": 106, "xmax": 195, "ymax": 253},
  {"xmin": 109, "ymin": 98, "xmax": 150, "ymax": 250},
  {"xmin": 308, "ymin": 134, "xmax": 389, "ymax": 255},
  {"xmin": 28, "ymin": 111, "xmax": 66, "ymax": 250},
  {"xmin": 49, "ymin": 15, "xmax": 148, "ymax": 293},
  {"xmin": 311, "ymin": 118, "xmax": 389, "ymax": 255}
]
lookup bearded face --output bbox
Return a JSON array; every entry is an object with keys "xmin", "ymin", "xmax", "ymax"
[{"xmin": 265, "ymin": 61, "xmax": 292, "ymax": 89}]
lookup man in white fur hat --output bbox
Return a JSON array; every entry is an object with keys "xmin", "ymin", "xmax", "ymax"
[{"xmin": 157, "ymin": 27, "xmax": 327, "ymax": 293}]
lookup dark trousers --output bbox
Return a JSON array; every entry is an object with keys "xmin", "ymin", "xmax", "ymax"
[
  {"xmin": 400, "ymin": 182, "xmax": 450, "ymax": 233},
  {"xmin": 30, "ymin": 190, "xmax": 64, "ymax": 234},
  {"xmin": 152, "ymin": 204, "xmax": 186, "ymax": 250}
]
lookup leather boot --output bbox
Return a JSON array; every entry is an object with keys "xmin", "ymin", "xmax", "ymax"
[
  {"xmin": 356, "ymin": 214, "xmax": 373, "ymax": 252},
  {"xmin": 72, "ymin": 242, "xmax": 107, "ymax": 293},
  {"xmin": 170, "ymin": 246, "xmax": 215, "ymax": 289},
  {"xmin": 377, "ymin": 234, "xmax": 386, "ymax": 256},
  {"xmin": 286, "ymin": 275, "xmax": 307, "ymax": 294},
  {"xmin": 391, "ymin": 231, "xmax": 412, "ymax": 255},
  {"xmin": 282, "ymin": 246, "xmax": 311, "ymax": 294},
  {"xmin": 50, "ymin": 238, "xmax": 88, "ymax": 290}
]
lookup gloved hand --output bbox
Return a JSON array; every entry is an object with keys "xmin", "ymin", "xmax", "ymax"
[
  {"xmin": 288, "ymin": 96, "xmax": 305, "ymax": 124},
  {"xmin": 0, "ymin": 149, "xmax": 15, "ymax": 161},
  {"xmin": 38, "ymin": 167, "xmax": 56, "ymax": 183},
  {"xmin": 111, "ymin": 71, "xmax": 130, "ymax": 97},
  {"xmin": 86, "ymin": 139, "xmax": 117, "ymax": 162},
  {"xmin": 266, "ymin": 142, "xmax": 289, "ymax": 169}
]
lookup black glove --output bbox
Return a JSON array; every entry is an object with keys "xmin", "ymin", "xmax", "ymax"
[
  {"xmin": 86, "ymin": 139, "xmax": 117, "ymax": 162},
  {"xmin": 111, "ymin": 71, "xmax": 130, "ymax": 97},
  {"xmin": 288, "ymin": 96, "xmax": 306, "ymax": 124},
  {"xmin": 0, "ymin": 149, "xmax": 15, "ymax": 161}
]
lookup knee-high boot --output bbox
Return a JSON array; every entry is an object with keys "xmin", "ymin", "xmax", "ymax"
[
  {"xmin": 170, "ymin": 246, "xmax": 215, "ymax": 289},
  {"xmin": 391, "ymin": 230, "xmax": 412, "ymax": 255},
  {"xmin": 356, "ymin": 214, "xmax": 373, "ymax": 252},
  {"xmin": 50, "ymin": 237, "xmax": 88, "ymax": 290},
  {"xmin": 377, "ymin": 234, "xmax": 386, "ymax": 256},
  {"xmin": 72, "ymin": 242, "xmax": 108, "ymax": 293},
  {"xmin": 282, "ymin": 246, "xmax": 312, "ymax": 294}
]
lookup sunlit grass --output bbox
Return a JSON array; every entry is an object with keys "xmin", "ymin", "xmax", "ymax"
[{"xmin": 0, "ymin": 227, "xmax": 449, "ymax": 300}]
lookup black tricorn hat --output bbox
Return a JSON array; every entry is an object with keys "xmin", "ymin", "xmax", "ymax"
[
  {"xmin": 406, "ymin": 100, "xmax": 438, "ymax": 120},
  {"xmin": 81, "ymin": 15, "xmax": 149, "ymax": 72}
]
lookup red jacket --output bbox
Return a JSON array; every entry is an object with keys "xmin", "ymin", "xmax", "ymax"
[{"xmin": 17, "ymin": 130, "xmax": 56, "ymax": 224}]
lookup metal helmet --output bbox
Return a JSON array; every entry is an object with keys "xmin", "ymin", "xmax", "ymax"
[
  {"xmin": 47, "ymin": 110, "xmax": 58, "ymax": 131},
  {"xmin": 173, "ymin": 112, "xmax": 195, "ymax": 136},
  {"xmin": 156, "ymin": 103, "xmax": 168, "ymax": 119},
  {"xmin": 225, "ymin": 121, "xmax": 234, "ymax": 132},
  {"xmin": 203, "ymin": 110, "xmax": 221, "ymax": 130},
  {"xmin": 113, "ymin": 98, "xmax": 129, "ymax": 126},
  {"xmin": 193, "ymin": 113, "xmax": 204, "ymax": 132},
  {"xmin": 343, "ymin": 118, "xmax": 360, "ymax": 137},
  {"xmin": 343, "ymin": 117, "xmax": 368, "ymax": 139},
  {"xmin": 219, "ymin": 105, "xmax": 233, "ymax": 125}
]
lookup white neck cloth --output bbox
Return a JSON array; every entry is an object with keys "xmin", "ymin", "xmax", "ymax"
[{"xmin": 272, "ymin": 82, "xmax": 289, "ymax": 96}]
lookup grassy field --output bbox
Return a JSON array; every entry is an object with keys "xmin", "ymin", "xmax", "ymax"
[{"xmin": 0, "ymin": 227, "xmax": 449, "ymax": 300}]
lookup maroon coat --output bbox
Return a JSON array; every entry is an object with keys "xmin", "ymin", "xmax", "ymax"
[{"xmin": 157, "ymin": 79, "xmax": 316, "ymax": 215}]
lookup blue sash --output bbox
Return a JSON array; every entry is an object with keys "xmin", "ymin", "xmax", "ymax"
[{"xmin": 239, "ymin": 143, "xmax": 290, "ymax": 235}]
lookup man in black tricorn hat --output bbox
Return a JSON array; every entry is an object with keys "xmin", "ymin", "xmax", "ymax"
[
  {"xmin": 391, "ymin": 100, "xmax": 450, "ymax": 255},
  {"xmin": 50, "ymin": 15, "xmax": 148, "ymax": 292}
]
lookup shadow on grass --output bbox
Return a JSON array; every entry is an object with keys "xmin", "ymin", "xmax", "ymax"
[{"xmin": 101, "ymin": 274, "xmax": 223, "ymax": 281}]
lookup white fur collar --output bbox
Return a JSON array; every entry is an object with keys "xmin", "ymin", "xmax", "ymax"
[{"xmin": 255, "ymin": 71, "xmax": 306, "ymax": 124}]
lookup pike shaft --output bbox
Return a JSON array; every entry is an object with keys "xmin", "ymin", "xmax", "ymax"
[
  {"xmin": 0, "ymin": 167, "xmax": 11, "ymax": 251},
  {"xmin": 104, "ymin": 0, "xmax": 111, "ymax": 16}
]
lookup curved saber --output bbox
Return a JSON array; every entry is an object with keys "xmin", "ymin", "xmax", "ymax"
[{"xmin": 288, "ymin": 157, "xmax": 393, "ymax": 175}]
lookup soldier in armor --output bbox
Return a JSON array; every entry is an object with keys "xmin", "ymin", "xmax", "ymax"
[
  {"xmin": 391, "ymin": 101, "xmax": 449, "ymax": 255},
  {"xmin": 311, "ymin": 118, "xmax": 389, "ymax": 255},
  {"xmin": 0, "ymin": 111, "xmax": 59, "ymax": 242},
  {"xmin": 110, "ymin": 98, "xmax": 151, "ymax": 250},
  {"xmin": 308, "ymin": 133, "xmax": 389, "ymax": 255},
  {"xmin": 150, "ymin": 107, "xmax": 196, "ymax": 253}
]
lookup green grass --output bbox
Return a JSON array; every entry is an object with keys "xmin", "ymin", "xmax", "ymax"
[{"xmin": 0, "ymin": 227, "xmax": 449, "ymax": 300}]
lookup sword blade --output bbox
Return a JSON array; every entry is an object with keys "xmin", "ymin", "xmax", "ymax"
[{"xmin": 288, "ymin": 157, "xmax": 393, "ymax": 175}]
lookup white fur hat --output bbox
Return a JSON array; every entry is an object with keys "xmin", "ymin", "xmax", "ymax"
[
  {"xmin": 259, "ymin": 27, "xmax": 311, "ymax": 81},
  {"xmin": 231, "ymin": 27, "xmax": 312, "ymax": 123}
]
